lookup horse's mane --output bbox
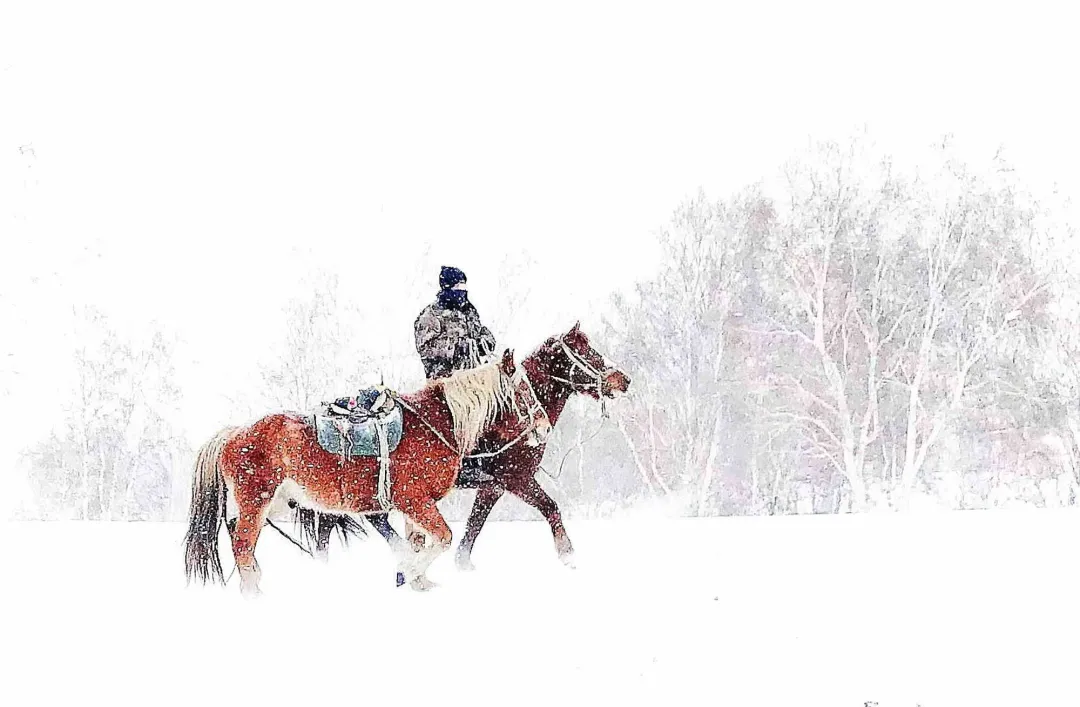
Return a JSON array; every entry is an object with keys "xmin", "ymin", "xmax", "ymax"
[{"xmin": 435, "ymin": 361, "xmax": 515, "ymax": 452}]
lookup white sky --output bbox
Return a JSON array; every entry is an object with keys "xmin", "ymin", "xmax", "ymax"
[{"xmin": 2, "ymin": 1, "xmax": 1078, "ymax": 483}]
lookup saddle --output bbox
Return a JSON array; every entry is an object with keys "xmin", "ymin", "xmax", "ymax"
[{"xmin": 312, "ymin": 386, "xmax": 404, "ymax": 458}]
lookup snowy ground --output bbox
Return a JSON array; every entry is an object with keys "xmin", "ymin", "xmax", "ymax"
[{"xmin": 5, "ymin": 509, "xmax": 1079, "ymax": 707}]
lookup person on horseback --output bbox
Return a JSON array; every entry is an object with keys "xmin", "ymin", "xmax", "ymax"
[
  {"xmin": 414, "ymin": 265, "xmax": 499, "ymax": 487},
  {"xmin": 414, "ymin": 266, "xmax": 498, "ymax": 380}
]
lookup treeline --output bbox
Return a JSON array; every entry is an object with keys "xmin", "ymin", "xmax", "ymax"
[
  {"xmin": 16, "ymin": 135, "xmax": 1079, "ymax": 519},
  {"xmin": 547, "ymin": 136, "xmax": 1080, "ymax": 516},
  {"xmin": 18, "ymin": 306, "xmax": 188, "ymax": 520}
]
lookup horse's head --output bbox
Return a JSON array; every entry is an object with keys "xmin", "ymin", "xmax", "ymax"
[
  {"xmin": 551, "ymin": 321, "xmax": 632, "ymax": 402},
  {"xmin": 497, "ymin": 348, "xmax": 552, "ymax": 448}
]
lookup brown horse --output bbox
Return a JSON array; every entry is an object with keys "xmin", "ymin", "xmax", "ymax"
[
  {"xmin": 303, "ymin": 322, "xmax": 631, "ymax": 580},
  {"xmin": 453, "ymin": 321, "xmax": 631, "ymax": 570},
  {"xmin": 182, "ymin": 349, "xmax": 551, "ymax": 595}
]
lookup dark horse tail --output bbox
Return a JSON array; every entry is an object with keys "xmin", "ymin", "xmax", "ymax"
[{"xmin": 183, "ymin": 426, "xmax": 241, "ymax": 586}]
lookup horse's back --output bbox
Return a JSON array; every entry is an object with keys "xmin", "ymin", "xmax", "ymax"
[{"xmin": 220, "ymin": 412, "xmax": 309, "ymax": 466}]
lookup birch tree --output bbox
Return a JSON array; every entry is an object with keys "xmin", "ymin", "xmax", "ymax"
[
  {"xmin": 602, "ymin": 188, "xmax": 773, "ymax": 513},
  {"xmin": 755, "ymin": 137, "xmax": 1055, "ymax": 508},
  {"xmin": 754, "ymin": 139, "xmax": 912, "ymax": 509},
  {"xmin": 889, "ymin": 150, "xmax": 1052, "ymax": 498}
]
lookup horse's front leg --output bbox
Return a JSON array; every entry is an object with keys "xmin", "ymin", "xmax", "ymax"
[
  {"xmin": 504, "ymin": 474, "xmax": 575, "ymax": 568},
  {"xmin": 455, "ymin": 482, "xmax": 506, "ymax": 571}
]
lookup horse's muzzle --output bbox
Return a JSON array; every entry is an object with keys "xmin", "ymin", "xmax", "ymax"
[{"xmin": 526, "ymin": 426, "xmax": 550, "ymax": 447}]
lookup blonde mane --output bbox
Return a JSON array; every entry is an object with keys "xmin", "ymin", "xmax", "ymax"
[{"xmin": 436, "ymin": 361, "xmax": 515, "ymax": 452}]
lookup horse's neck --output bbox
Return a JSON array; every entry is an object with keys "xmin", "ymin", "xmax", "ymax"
[{"xmin": 522, "ymin": 356, "xmax": 572, "ymax": 425}]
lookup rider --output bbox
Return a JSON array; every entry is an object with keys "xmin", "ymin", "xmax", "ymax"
[
  {"xmin": 414, "ymin": 265, "xmax": 499, "ymax": 486},
  {"xmin": 414, "ymin": 266, "xmax": 498, "ymax": 379}
]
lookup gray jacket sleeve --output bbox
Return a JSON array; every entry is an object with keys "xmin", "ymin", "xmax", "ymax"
[{"xmin": 415, "ymin": 308, "xmax": 455, "ymax": 362}]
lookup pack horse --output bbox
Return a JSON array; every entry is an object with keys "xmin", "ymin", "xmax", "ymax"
[{"xmin": 183, "ymin": 348, "xmax": 551, "ymax": 595}]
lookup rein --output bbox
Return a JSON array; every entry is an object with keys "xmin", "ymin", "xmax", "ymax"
[
  {"xmin": 387, "ymin": 338, "xmax": 621, "ymax": 485},
  {"xmin": 394, "ymin": 393, "xmax": 536, "ymax": 460},
  {"xmin": 538, "ymin": 336, "xmax": 624, "ymax": 479},
  {"xmin": 544, "ymin": 413, "xmax": 609, "ymax": 481},
  {"xmin": 389, "ymin": 366, "xmax": 547, "ymax": 461},
  {"xmin": 221, "ymin": 517, "xmax": 313, "ymax": 586}
]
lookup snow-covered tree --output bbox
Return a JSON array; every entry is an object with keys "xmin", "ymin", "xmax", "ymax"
[{"xmin": 20, "ymin": 307, "xmax": 186, "ymax": 519}]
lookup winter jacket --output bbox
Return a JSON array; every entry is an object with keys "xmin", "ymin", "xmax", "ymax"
[{"xmin": 413, "ymin": 301, "xmax": 497, "ymax": 379}]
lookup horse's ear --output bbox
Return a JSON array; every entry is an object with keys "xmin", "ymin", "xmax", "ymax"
[
  {"xmin": 569, "ymin": 320, "xmax": 580, "ymax": 335},
  {"xmin": 501, "ymin": 348, "xmax": 515, "ymax": 370}
]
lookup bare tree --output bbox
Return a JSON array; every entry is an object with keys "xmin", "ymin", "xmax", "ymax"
[
  {"xmin": 752, "ymin": 138, "xmax": 907, "ymax": 509},
  {"xmin": 601, "ymin": 188, "xmax": 772, "ymax": 513},
  {"xmin": 253, "ymin": 271, "xmax": 378, "ymax": 414},
  {"xmin": 754, "ymin": 136, "xmax": 1055, "ymax": 509},
  {"xmin": 21, "ymin": 307, "xmax": 185, "ymax": 520}
]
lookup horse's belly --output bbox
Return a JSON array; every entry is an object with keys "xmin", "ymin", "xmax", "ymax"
[{"xmin": 276, "ymin": 478, "xmax": 341, "ymax": 515}]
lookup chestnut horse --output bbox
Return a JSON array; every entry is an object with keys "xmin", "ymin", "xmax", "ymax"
[
  {"xmin": 302, "ymin": 322, "xmax": 631, "ymax": 580},
  {"xmin": 182, "ymin": 349, "xmax": 551, "ymax": 595}
]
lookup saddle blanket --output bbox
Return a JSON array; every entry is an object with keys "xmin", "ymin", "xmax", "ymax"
[{"xmin": 313, "ymin": 408, "xmax": 404, "ymax": 457}]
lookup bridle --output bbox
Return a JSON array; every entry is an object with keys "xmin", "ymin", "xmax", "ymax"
[{"xmin": 549, "ymin": 337, "xmax": 620, "ymax": 418}]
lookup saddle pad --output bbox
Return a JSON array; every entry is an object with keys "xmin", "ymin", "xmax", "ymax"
[{"xmin": 313, "ymin": 407, "xmax": 404, "ymax": 458}]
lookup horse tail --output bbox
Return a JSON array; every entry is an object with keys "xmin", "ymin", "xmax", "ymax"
[{"xmin": 183, "ymin": 425, "xmax": 241, "ymax": 585}]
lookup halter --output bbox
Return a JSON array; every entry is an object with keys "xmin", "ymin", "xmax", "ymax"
[{"xmin": 549, "ymin": 338, "xmax": 618, "ymax": 418}]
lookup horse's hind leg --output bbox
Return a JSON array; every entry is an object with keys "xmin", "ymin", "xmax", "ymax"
[
  {"xmin": 229, "ymin": 500, "xmax": 271, "ymax": 596},
  {"xmin": 399, "ymin": 500, "xmax": 452, "ymax": 592}
]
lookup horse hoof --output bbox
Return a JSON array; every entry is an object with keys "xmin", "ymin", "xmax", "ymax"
[
  {"xmin": 455, "ymin": 555, "xmax": 477, "ymax": 572},
  {"xmin": 395, "ymin": 572, "xmax": 406, "ymax": 587},
  {"xmin": 559, "ymin": 552, "xmax": 577, "ymax": 569},
  {"xmin": 409, "ymin": 576, "xmax": 438, "ymax": 592}
]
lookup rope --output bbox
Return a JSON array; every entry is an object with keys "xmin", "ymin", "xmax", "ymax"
[
  {"xmin": 543, "ymin": 415, "xmax": 609, "ymax": 480},
  {"xmin": 266, "ymin": 518, "xmax": 314, "ymax": 556},
  {"xmin": 375, "ymin": 417, "xmax": 392, "ymax": 511},
  {"xmin": 391, "ymin": 394, "xmax": 463, "ymax": 456},
  {"xmin": 333, "ymin": 417, "xmax": 353, "ymax": 465},
  {"xmin": 220, "ymin": 516, "xmax": 312, "ymax": 586},
  {"xmin": 465, "ymin": 427, "xmax": 535, "ymax": 459}
]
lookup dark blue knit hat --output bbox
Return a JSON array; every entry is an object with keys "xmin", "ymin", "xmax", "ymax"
[{"xmin": 439, "ymin": 266, "xmax": 467, "ymax": 289}]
